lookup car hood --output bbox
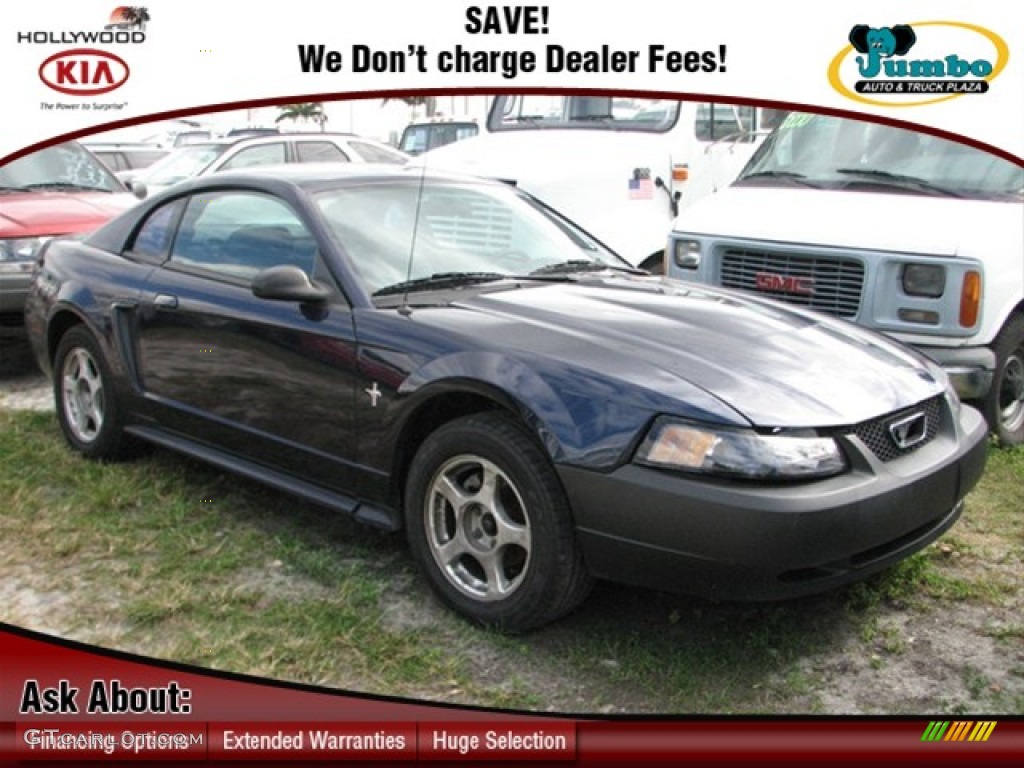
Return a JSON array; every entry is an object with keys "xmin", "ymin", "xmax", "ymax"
[
  {"xmin": 425, "ymin": 276, "xmax": 944, "ymax": 428},
  {"xmin": 673, "ymin": 186, "xmax": 1021, "ymax": 257},
  {"xmin": 0, "ymin": 191, "xmax": 138, "ymax": 238}
]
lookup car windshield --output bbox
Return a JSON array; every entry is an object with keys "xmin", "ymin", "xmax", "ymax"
[
  {"xmin": 141, "ymin": 143, "xmax": 229, "ymax": 185},
  {"xmin": 488, "ymin": 95, "xmax": 680, "ymax": 133},
  {"xmin": 738, "ymin": 113, "xmax": 1023, "ymax": 201},
  {"xmin": 315, "ymin": 180, "xmax": 626, "ymax": 297},
  {"xmin": 0, "ymin": 142, "xmax": 121, "ymax": 193}
]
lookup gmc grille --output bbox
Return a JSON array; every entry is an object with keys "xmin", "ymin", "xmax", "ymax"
[{"xmin": 719, "ymin": 248, "xmax": 865, "ymax": 318}]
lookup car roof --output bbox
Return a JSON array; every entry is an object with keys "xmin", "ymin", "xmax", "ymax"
[
  {"xmin": 83, "ymin": 142, "xmax": 164, "ymax": 150},
  {"xmin": 203, "ymin": 162, "xmax": 495, "ymax": 190},
  {"xmin": 217, "ymin": 132, "xmax": 362, "ymax": 148}
]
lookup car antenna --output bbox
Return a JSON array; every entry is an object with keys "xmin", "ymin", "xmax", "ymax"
[{"xmin": 399, "ymin": 150, "xmax": 430, "ymax": 317}]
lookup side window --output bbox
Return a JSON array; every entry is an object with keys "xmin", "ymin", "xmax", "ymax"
[
  {"xmin": 695, "ymin": 104, "xmax": 758, "ymax": 142},
  {"xmin": 218, "ymin": 143, "xmax": 286, "ymax": 170},
  {"xmin": 169, "ymin": 191, "xmax": 317, "ymax": 280},
  {"xmin": 350, "ymin": 140, "xmax": 406, "ymax": 164},
  {"xmin": 295, "ymin": 141, "xmax": 350, "ymax": 163},
  {"xmin": 128, "ymin": 199, "xmax": 185, "ymax": 263}
]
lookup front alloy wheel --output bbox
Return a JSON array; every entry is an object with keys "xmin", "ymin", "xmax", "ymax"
[
  {"xmin": 405, "ymin": 412, "xmax": 593, "ymax": 632},
  {"xmin": 425, "ymin": 455, "xmax": 532, "ymax": 602}
]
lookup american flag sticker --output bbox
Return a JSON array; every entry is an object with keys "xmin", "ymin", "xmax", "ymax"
[{"xmin": 628, "ymin": 168, "xmax": 654, "ymax": 200}]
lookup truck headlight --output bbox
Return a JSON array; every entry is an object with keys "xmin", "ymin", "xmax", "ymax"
[
  {"xmin": 902, "ymin": 263, "xmax": 945, "ymax": 298},
  {"xmin": 673, "ymin": 238, "xmax": 701, "ymax": 269},
  {"xmin": 0, "ymin": 237, "xmax": 50, "ymax": 273},
  {"xmin": 636, "ymin": 418, "xmax": 846, "ymax": 480}
]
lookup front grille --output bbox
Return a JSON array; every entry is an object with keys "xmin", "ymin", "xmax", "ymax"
[
  {"xmin": 850, "ymin": 396, "xmax": 944, "ymax": 462},
  {"xmin": 719, "ymin": 248, "xmax": 865, "ymax": 318}
]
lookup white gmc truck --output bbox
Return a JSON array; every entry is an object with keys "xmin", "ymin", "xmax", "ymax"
[
  {"xmin": 418, "ymin": 95, "xmax": 775, "ymax": 271},
  {"xmin": 666, "ymin": 113, "xmax": 1024, "ymax": 445}
]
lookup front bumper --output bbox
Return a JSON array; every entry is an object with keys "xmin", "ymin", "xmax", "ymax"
[
  {"xmin": 0, "ymin": 270, "xmax": 33, "ymax": 311},
  {"xmin": 560, "ymin": 402, "xmax": 988, "ymax": 601}
]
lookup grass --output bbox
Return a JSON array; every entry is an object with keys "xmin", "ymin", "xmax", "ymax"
[{"xmin": 1, "ymin": 408, "xmax": 1021, "ymax": 714}]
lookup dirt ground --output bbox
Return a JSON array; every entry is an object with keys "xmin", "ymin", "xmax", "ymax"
[{"xmin": 2, "ymin": 340, "xmax": 1021, "ymax": 715}]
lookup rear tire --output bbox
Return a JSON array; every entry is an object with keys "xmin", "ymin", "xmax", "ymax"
[
  {"xmin": 404, "ymin": 412, "xmax": 593, "ymax": 632},
  {"xmin": 982, "ymin": 314, "xmax": 1024, "ymax": 447},
  {"xmin": 53, "ymin": 326, "xmax": 134, "ymax": 460}
]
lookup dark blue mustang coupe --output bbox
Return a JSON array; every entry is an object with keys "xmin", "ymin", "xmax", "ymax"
[{"xmin": 24, "ymin": 165, "xmax": 988, "ymax": 631}]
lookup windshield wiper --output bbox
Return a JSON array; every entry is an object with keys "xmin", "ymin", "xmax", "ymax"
[
  {"xmin": 22, "ymin": 182, "xmax": 112, "ymax": 193},
  {"xmin": 529, "ymin": 260, "xmax": 642, "ymax": 276},
  {"xmin": 738, "ymin": 170, "xmax": 823, "ymax": 188},
  {"xmin": 835, "ymin": 169, "xmax": 964, "ymax": 198},
  {"xmin": 373, "ymin": 272, "xmax": 507, "ymax": 297},
  {"xmin": 0, "ymin": 185, "xmax": 29, "ymax": 193}
]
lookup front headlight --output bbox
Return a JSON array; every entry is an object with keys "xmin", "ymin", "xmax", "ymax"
[
  {"xmin": 0, "ymin": 237, "xmax": 50, "ymax": 273},
  {"xmin": 902, "ymin": 263, "xmax": 945, "ymax": 298},
  {"xmin": 636, "ymin": 417, "xmax": 847, "ymax": 480}
]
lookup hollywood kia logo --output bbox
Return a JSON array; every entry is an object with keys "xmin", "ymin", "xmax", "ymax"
[
  {"xmin": 38, "ymin": 48, "xmax": 130, "ymax": 96},
  {"xmin": 828, "ymin": 21, "xmax": 1008, "ymax": 107}
]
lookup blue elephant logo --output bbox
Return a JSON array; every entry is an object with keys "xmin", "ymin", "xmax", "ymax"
[{"xmin": 849, "ymin": 24, "xmax": 917, "ymax": 77}]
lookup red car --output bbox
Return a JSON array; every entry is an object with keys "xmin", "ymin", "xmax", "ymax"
[{"xmin": 1, "ymin": 141, "xmax": 138, "ymax": 338}]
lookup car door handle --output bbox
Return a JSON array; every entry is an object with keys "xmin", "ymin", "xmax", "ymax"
[{"xmin": 154, "ymin": 294, "xmax": 178, "ymax": 309}]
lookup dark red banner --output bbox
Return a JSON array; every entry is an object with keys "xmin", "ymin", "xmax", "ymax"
[{"xmin": 1, "ymin": 625, "xmax": 1020, "ymax": 765}]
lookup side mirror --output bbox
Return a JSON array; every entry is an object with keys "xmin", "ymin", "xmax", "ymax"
[
  {"xmin": 251, "ymin": 265, "xmax": 330, "ymax": 304},
  {"xmin": 129, "ymin": 181, "xmax": 148, "ymax": 200}
]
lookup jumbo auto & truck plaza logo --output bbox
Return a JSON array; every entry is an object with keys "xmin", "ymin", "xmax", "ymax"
[
  {"xmin": 828, "ymin": 20, "xmax": 1008, "ymax": 107},
  {"xmin": 18, "ymin": 7, "xmax": 149, "ymax": 98}
]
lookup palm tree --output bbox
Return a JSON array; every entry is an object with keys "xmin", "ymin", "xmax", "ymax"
[
  {"xmin": 131, "ymin": 8, "xmax": 151, "ymax": 29},
  {"xmin": 275, "ymin": 103, "xmax": 328, "ymax": 132}
]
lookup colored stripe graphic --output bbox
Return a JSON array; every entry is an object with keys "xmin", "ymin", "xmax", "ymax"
[
  {"xmin": 922, "ymin": 721, "xmax": 997, "ymax": 742},
  {"xmin": 969, "ymin": 722, "xmax": 997, "ymax": 742}
]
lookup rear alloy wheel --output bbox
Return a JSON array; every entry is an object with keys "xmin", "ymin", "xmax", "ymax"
[
  {"xmin": 405, "ymin": 412, "xmax": 592, "ymax": 632},
  {"xmin": 983, "ymin": 314, "xmax": 1024, "ymax": 446},
  {"xmin": 54, "ymin": 326, "xmax": 132, "ymax": 460}
]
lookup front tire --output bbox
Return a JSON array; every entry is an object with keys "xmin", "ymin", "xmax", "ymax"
[
  {"xmin": 404, "ymin": 412, "xmax": 593, "ymax": 632},
  {"xmin": 983, "ymin": 314, "xmax": 1024, "ymax": 446},
  {"xmin": 53, "ymin": 326, "xmax": 133, "ymax": 460}
]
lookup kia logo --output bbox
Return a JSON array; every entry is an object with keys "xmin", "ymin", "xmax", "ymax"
[
  {"xmin": 888, "ymin": 411, "xmax": 927, "ymax": 450},
  {"xmin": 754, "ymin": 272, "xmax": 815, "ymax": 296},
  {"xmin": 38, "ymin": 48, "xmax": 129, "ymax": 96}
]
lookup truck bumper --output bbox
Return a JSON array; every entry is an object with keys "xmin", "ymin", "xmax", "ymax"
[{"xmin": 913, "ymin": 345, "xmax": 995, "ymax": 401}]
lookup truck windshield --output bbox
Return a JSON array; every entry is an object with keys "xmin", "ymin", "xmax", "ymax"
[
  {"xmin": 488, "ymin": 95, "xmax": 680, "ymax": 133},
  {"xmin": 400, "ymin": 122, "xmax": 479, "ymax": 155},
  {"xmin": 737, "ymin": 113, "xmax": 1023, "ymax": 201}
]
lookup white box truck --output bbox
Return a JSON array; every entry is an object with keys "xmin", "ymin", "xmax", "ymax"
[{"xmin": 417, "ymin": 95, "xmax": 776, "ymax": 271}]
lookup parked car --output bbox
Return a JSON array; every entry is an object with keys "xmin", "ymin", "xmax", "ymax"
[
  {"xmin": 128, "ymin": 133, "xmax": 410, "ymax": 198},
  {"xmin": 665, "ymin": 113, "xmax": 1024, "ymax": 445},
  {"xmin": 84, "ymin": 142, "xmax": 168, "ymax": 175},
  {"xmin": 24, "ymin": 165, "xmax": 988, "ymax": 631},
  {"xmin": 1, "ymin": 141, "xmax": 138, "ymax": 338}
]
